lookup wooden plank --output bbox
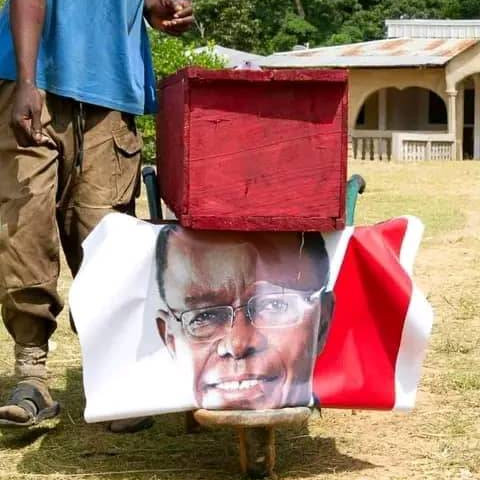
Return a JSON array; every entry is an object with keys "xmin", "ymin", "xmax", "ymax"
[
  {"xmin": 156, "ymin": 78, "xmax": 187, "ymax": 215},
  {"xmin": 193, "ymin": 408, "xmax": 311, "ymax": 428},
  {"xmin": 238, "ymin": 427, "xmax": 276, "ymax": 478},
  {"xmin": 161, "ymin": 67, "xmax": 348, "ymax": 87},
  {"xmin": 181, "ymin": 215, "xmax": 343, "ymax": 232}
]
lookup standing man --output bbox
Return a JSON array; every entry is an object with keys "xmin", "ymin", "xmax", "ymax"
[{"xmin": 0, "ymin": 0, "xmax": 193, "ymax": 429}]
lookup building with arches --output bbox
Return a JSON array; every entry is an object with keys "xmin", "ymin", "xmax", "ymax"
[{"xmin": 262, "ymin": 20, "xmax": 480, "ymax": 161}]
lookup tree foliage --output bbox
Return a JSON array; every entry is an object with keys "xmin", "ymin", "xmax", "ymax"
[
  {"xmin": 190, "ymin": 0, "xmax": 321, "ymax": 53},
  {"xmin": 190, "ymin": 0, "xmax": 480, "ymax": 51},
  {"xmin": 189, "ymin": 0, "xmax": 262, "ymax": 51}
]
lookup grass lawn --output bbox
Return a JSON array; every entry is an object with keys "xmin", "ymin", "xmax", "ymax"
[{"xmin": 0, "ymin": 160, "xmax": 479, "ymax": 480}]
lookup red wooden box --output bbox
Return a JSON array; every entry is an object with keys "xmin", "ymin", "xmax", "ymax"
[{"xmin": 157, "ymin": 68, "xmax": 348, "ymax": 231}]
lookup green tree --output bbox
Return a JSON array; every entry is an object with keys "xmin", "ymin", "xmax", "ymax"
[
  {"xmin": 189, "ymin": 0, "xmax": 262, "ymax": 52},
  {"xmin": 443, "ymin": 0, "xmax": 480, "ymax": 18},
  {"xmin": 191, "ymin": 0, "xmax": 323, "ymax": 54},
  {"xmin": 190, "ymin": 0, "xmax": 475, "ymax": 51},
  {"xmin": 268, "ymin": 12, "xmax": 318, "ymax": 52},
  {"xmin": 304, "ymin": 0, "xmax": 363, "ymax": 44},
  {"xmin": 149, "ymin": 32, "xmax": 224, "ymax": 78},
  {"xmin": 322, "ymin": 0, "xmax": 449, "ymax": 44}
]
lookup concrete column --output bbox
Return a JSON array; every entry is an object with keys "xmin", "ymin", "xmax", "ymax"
[
  {"xmin": 474, "ymin": 75, "xmax": 480, "ymax": 159},
  {"xmin": 447, "ymin": 89, "xmax": 458, "ymax": 160},
  {"xmin": 447, "ymin": 89, "xmax": 457, "ymax": 137},
  {"xmin": 456, "ymin": 86, "xmax": 464, "ymax": 161},
  {"xmin": 378, "ymin": 88, "xmax": 387, "ymax": 131}
]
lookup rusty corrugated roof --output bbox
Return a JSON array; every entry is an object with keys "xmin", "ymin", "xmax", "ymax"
[
  {"xmin": 194, "ymin": 46, "xmax": 265, "ymax": 68},
  {"xmin": 261, "ymin": 38, "xmax": 478, "ymax": 68}
]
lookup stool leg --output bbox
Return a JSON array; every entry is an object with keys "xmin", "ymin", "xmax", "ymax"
[
  {"xmin": 185, "ymin": 411, "xmax": 201, "ymax": 434},
  {"xmin": 238, "ymin": 426, "xmax": 276, "ymax": 478}
]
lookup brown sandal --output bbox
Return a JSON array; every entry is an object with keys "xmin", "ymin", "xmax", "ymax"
[{"xmin": 0, "ymin": 382, "xmax": 60, "ymax": 428}]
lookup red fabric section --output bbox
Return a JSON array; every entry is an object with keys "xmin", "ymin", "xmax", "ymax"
[
  {"xmin": 376, "ymin": 218, "xmax": 409, "ymax": 258},
  {"xmin": 313, "ymin": 218, "xmax": 413, "ymax": 410}
]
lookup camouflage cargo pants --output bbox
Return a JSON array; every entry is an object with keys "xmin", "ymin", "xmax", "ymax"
[{"xmin": 0, "ymin": 80, "xmax": 142, "ymax": 376}]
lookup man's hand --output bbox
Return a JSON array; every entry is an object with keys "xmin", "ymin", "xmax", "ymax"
[
  {"xmin": 10, "ymin": 0, "xmax": 51, "ymax": 147},
  {"xmin": 10, "ymin": 81, "xmax": 51, "ymax": 147},
  {"xmin": 144, "ymin": 0, "xmax": 193, "ymax": 36}
]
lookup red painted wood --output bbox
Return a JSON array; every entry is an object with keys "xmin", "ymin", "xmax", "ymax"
[
  {"xmin": 156, "ymin": 79, "xmax": 187, "ymax": 215},
  {"xmin": 157, "ymin": 67, "xmax": 348, "ymax": 232},
  {"xmin": 180, "ymin": 215, "xmax": 339, "ymax": 231},
  {"xmin": 162, "ymin": 68, "xmax": 348, "ymax": 86}
]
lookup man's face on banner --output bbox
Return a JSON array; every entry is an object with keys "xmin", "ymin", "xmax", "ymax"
[{"xmin": 156, "ymin": 229, "xmax": 333, "ymax": 410}]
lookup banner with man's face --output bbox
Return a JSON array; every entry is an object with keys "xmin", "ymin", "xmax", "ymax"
[{"xmin": 70, "ymin": 214, "xmax": 432, "ymax": 423}]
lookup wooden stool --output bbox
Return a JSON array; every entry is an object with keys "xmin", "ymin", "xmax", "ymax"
[{"xmin": 186, "ymin": 408, "xmax": 312, "ymax": 478}]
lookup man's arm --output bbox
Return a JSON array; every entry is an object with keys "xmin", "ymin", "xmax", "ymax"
[
  {"xmin": 144, "ymin": 0, "xmax": 193, "ymax": 36},
  {"xmin": 10, "ymin": 0, "xmax": 50, "ymax": 147}
]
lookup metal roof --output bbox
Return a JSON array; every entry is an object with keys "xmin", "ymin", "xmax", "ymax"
[
  {"xmin": 194, "ymin": 46, "xmax": 265, "ymax": 68},
  {"xmin": 261, "ymin": 38, "xmax": 478, "ymax": 68}
]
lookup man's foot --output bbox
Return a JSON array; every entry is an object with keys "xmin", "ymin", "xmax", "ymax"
[
  {"xmin": 108, "ymin": 416, "xmax": 154, "ymax": 434},
  {"xmin": 0, "ymin": 379, "xmax": 60, "ymax": 428}
]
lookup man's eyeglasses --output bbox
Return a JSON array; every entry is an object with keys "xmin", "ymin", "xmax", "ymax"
[{"xmin": 167, "ymin": 288, "xmax": 324, "ymax": 343}]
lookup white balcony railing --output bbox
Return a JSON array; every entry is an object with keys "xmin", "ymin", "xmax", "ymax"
[
  {"xmin": 351, "ymin": 130, "xmax": 392, "ymax": 161},
  {"xmin": 391, "ymin": 131, "xmax": 455, "ymax": 161},
  {"xmin": 351, "ymin": 130, "xmax": 455, "ymax": 161}
]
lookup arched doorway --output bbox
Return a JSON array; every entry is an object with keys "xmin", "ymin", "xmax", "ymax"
[
  {"xmin": 352, "ymin": 87, "xmax": 452, "ymax": 161},
  {"xmin": 460, "ymin": 76, "xmax": 476, "ymax": 159},
  {"xmin": 355, "ymin": 87, "xmax": 448, "ymax": 132}
]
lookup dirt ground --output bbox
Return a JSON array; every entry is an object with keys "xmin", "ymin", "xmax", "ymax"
[{"xmin": 0, "ymin": 160, "xmax": 479, "ymax": 480}]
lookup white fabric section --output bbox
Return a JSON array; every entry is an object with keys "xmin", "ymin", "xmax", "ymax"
[
  {"xmin": 323, "ymin": 227, "xmax": 355, "ymax": 291},
  {"xmin": 393, "ymin": 286, "xmax": 434, "ymax": 411},
  {"xmin": 70, "ymin": 214, "xmax": 195, "ymax": 423},
  {"xmin": 394, "ymin": 216, "xmax": 434, "ymax": 411},
  {"xmin": 399, "ymin": 215, "xmax": 425, "ymax": 275}
]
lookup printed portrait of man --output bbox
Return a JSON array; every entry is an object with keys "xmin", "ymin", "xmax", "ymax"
[{"xmin": 155, "ymin": 226, "xmax": 334, "ymax": 411}]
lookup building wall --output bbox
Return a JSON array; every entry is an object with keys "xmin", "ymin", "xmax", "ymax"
[
  {"xmin": 446, "ymin": 42, "xmax": 480, "ymax": 89},
  {"xmin": 348, "ymin": 68, "xmax": 447, "ymax": 130}
]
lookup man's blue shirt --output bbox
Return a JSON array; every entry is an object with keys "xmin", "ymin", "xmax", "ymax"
[{"xmin": 0, "ymin": 0, "xmax": 157, "ymax": 115}]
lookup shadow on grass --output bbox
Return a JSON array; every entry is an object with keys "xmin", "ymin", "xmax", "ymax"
[
  {"xmin": 2, "ymin": 368, "xmax": 374, "ymax": 479},
  {"xmin": 0, "ymin": 373, "xmax": 60, "ymax": 450}
]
